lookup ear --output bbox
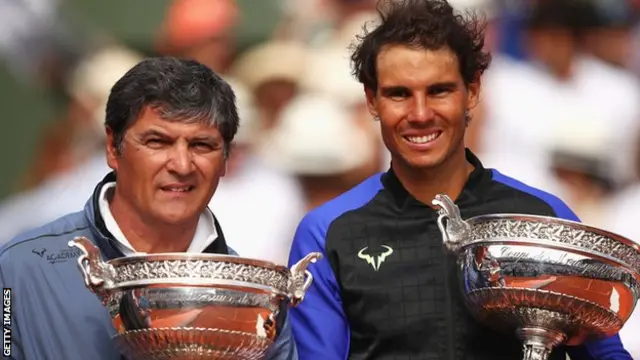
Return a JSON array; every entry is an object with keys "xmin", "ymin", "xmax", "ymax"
[
  {"xmin": 105, "ymin": 127, "xmax": 119, "ymax": 172},
  {"xmin": 466, "ymin": 77, "xmax": 481, "ymax": 111},
  {"xmin": 365, "ymin": 86, "xmax": 378, "ymax": 118},
  {"xmin": 220, "ymin": 144, "xmax": 233, "ymax": 177}
]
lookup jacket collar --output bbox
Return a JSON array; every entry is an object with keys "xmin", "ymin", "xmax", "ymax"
[
  {"xmin": 83, "ymin": 171, "xmax": 229, "ymax": 260},
  {"xmin": 381, "ymin": 148, "xmax": 492, "ymax": 209}
]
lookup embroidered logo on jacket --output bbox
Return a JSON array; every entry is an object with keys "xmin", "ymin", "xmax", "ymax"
[{"xmin": 357, "ymin": 245, "xmax": 393, "ymax": 271}]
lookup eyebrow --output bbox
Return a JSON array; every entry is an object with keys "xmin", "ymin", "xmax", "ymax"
[
  {"xmin": 138, "ymin": 129, "xmax": 171, "ymax": 139},
  {"xmin": 137, "ymin": 129, "xmax": 219, "ymax": 143},
  {"xmin": 428, "ymin": 81, "xmax": 459, "ymax": 90},
  {"xmin": 190, "ymin": 135, "xmax": 219, "ymax": 143},
  {"xmin": 380, "ymin": 85, "xmax": 409, "ymax": 94},
  {"xmin": 380, "ymin": 81, "xmax": 459, "ymax": 93}
]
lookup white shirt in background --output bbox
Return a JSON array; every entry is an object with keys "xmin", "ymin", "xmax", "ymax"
[{"xmin": 209, "ymin": 155, "xmax": 305, "ymax": 266}]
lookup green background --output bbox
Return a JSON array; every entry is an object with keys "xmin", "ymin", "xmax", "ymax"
[{"xmin": 0, "ymin": 0, "xmax": 281, "ymax": 201}]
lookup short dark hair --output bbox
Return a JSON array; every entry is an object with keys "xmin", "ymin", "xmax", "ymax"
[
  {"xmin": 105, "ymin": 56, "xmax": 239, "ymax": 156},
  {"xmin": 350, "ymin": 0, "xmax": 492, "ymax": 91},
  {"xmin": 525, "ymin": 0, "xmax": 600, "ymax": 34}
]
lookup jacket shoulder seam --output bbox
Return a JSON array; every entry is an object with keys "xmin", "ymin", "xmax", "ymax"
[
  {"xmin": 302, "ymin": 174, "xmax": 384, "ymax": 242},
  {"xmin": 1, "ymin": 225, "xmax": 90, "ymax": 255}
]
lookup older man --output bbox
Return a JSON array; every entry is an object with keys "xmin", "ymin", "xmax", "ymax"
[{"xmin": 0, "ymin": 57, "xmax": 296, "ymax": 360}]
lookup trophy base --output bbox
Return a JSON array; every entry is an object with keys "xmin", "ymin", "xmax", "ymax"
[
  {"xmin": 113, "ymin": 327, "xmax": 273, "ymax": 360},
  {"xmin": 465, "ymin": 287, "xmax": 623, "ymax": 360},
  {"xmin": 466, "ymin": 287, "xmax": 622, "ymax": 341},
  {"xmin": 517, "ymin": 327, "xmax": 565, "ymax": 360}
]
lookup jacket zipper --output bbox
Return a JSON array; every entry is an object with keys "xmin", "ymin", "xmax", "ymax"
[{"xmin": 442, "ymin": 245, "xmax": 455, "ymax": 360}]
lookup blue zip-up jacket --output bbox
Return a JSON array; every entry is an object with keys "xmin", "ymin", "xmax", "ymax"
[
  {"xmin": 0, "ymin": 172, "xmax": 297, "ymax": 360},
  {"xmin": 288, "ymin": 150, "xmax": 632, "ymax": 360}
]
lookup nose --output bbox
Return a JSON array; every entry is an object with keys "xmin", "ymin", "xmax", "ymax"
[
  {"xmin": 408, "ymin": 94, "xmax": 435, "ymax": 124},
  {"xmin": 166, "ymin": 143, "xmax": 194, "ymax": 176}
]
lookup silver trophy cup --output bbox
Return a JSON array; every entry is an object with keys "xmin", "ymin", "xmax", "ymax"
[
  {"xmin": 68, "ymin": 237, "xmax": 322, "ymax": 360},
  {"xmin": 432, "ymin": 194, "xmax": 640, "ymax": 360}
]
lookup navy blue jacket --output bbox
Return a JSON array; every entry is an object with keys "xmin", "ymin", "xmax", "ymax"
[{"xmin": 288, "ymin": 150, "xmax": 631, "ymax": 360}]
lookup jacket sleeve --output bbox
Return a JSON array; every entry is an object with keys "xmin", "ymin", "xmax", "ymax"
[
  {"xmin": 566, "ymin": 334, "xmax": 632, "ymax": 360},
  {"xmin": 265, "ymin": 311, "xmax": 297, "ymax": 360},
  {"xmin": 553, "ymin": 203, "xmax": 633, "ymax": 359},
  {"xmin": 287, "ymin": 214, "xmax": 350, "ymax": 360}
]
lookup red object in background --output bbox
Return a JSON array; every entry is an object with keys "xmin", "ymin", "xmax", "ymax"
[{"xmin": 155, "ymin": 0, "xmax": 239, "ymax": 53}]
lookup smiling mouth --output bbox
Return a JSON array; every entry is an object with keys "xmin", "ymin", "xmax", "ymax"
[
  {"xmin": 161, "ymin": 186, "xmax": 194, "ymax": 193},
  {"xmin": 404, "ymin": 131, "xmax": 442, "ymax": 144}
]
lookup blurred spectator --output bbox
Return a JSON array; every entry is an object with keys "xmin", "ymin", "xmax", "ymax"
[
  {"xmin": 230, "ymin": 40, "xmax": 308, "ymax": 130},
  {"xmin": 524, "ymin": 0, "xmax": 640, "ymax": 188},
  {"xmin": 629, "ymin": 24, "xmax": 640, "ymax": 76},
  {"xmin": 523, "ymin": 0, "xmax": 593, "ymax": 81},
  {"xmin": 155, "ymin": 0, "xmax": 239, "ymax": 74},
  {"xmin": 0, "ymin": 0, "xmax": 87, "ymax": 88},
  {"xmin": 300, "ymin": 43, "xmax": 389, "ymax": 173},
  {"xmin": 602, "ymin": 129, "xmax": 640, "ymax": 359},
  {"xmin": 219, "ymin": 79, "xmax": 261, "ymax": 176},
  {"xmin": 300, "ymin": 46, "xmax": 362, "ymax": 107},
  {"xmin": 548, "ymin": 118, "xmax": 615, "ymax": 227},
  {"xmin": 631, "ymin": 22, "xmax": 640, "ymax": 76},
  {"xmin": 277, "ymin": 0, "xmax": 376, "ymax": 46},
  {"xmin": 0, "ymin": 44, "xmax": 142, "ymax": 241},
  {"xmin": 325, "ymin": 0, "xmax": 377, "ymax": 30},
  {"xmin": 208, "ymin": 79, "xmax": 305, "ymax": 265},
  {"xmin": 259, "ymin": 94, "xmax": 377, "ymax": 212},
  {"xmin": 0, "ymin": 152, "xmax": 111, "ymax": 242},
  {"xmin": 581, "ymin": 0, "xmax": 640, "ymax": 69},
  {"xmin": 479, "ymin": 0, "xmax": 640, "ymax": 196},
  {"xmin": 19, "ymin": 107, "xmax": 89, "ymax": 190},
  {"xmin": 275, "ymin": 0, "xmax": 326, "ymax": 42},
  {"xmin": 18, "ymin": 44, "xmax": 143, "ymax": 190},
  {"xmin": 65, "ymin": 45, "xmax": 144, "ymax": 161}
]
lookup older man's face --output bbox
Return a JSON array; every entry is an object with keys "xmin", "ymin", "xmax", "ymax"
[{"xmin": 106, "ymin": 107, "xmax": 226, "ymax": 225}]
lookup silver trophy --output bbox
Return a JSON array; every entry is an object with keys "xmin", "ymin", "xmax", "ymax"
[
  {"xmin": 68, "ymin": 237, "xmax": 322, "ymax": 360},
  {"xmin": 432, "ymin": 194, "xmax": 640, "ymax": 360}
]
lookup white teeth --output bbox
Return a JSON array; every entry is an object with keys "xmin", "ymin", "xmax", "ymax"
[
  {"xmin": 406, "ymin": 132, "xmax": 440, "ymax": 144},
  {"xmin": 167, "ymin": 187, "xmax": 190, "ymax": 192}
]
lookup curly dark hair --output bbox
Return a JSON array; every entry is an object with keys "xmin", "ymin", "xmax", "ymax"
[{"xmin": 350, "ymin": 0, "xmax": 492, "ymax": 91}]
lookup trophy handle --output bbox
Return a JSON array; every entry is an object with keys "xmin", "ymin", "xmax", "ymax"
[
  {"xmin": 432, "ymin": 194, "xmax": 471, "ymax": 253},
  {"xmin": 68, "ymin": 236, "xmax": 116, "ymax": 302},
  {"xmin": 288, "ymin": 252, "xmax": 323, "ymax": 307}
]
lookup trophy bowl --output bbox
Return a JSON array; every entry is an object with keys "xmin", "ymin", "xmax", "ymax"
[
  {"xmin": 432, "ymin": 194, "xmax": 640, "ymax": 360},
  {"xmin": 68, "ymin": 237, "xmax": 322, "ymax": 360}
]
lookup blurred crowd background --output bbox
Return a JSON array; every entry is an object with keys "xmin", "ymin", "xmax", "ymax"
[{"xmin": 0, "ymin": 0, "xmax": 639, "ymax": 356}]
